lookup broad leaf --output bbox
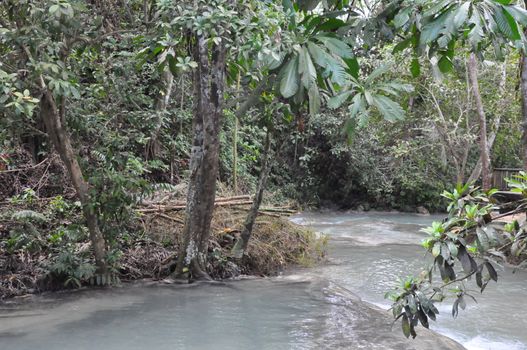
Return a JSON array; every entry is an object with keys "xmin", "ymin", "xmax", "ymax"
[{"xmin": 280, "ymin": 56, "xmax": 300, "ymax": 98}]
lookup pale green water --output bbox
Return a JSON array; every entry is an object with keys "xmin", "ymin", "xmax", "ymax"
[
  {"xmin": 292, "ymin": 211, "xmax": 527, "ymax": 350},
  {"xmin": 1, "ymin": 211, "xmax": 522, "ymax": 349}
]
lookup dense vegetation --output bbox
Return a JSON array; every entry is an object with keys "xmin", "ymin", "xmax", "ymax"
[{"xmin": 2, "ymin": 0, "xmax": 527, "ymax": 341}]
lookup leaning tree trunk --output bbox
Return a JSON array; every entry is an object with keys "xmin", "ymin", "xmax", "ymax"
[
  {"xmin": 467, "ymin": 53, "xmax": 492, "ymax": 190},
  {"xmin": 467, "ymin": 62, "xmax": 506, "ymax": 184},
  {"xmin": 39, "ymin": 84, "xmax": 107, "ymax": 274},
  {"xmin": 172, "ymin": 34, "xmax": 226, "ymax": 281},
  {"xmin": 231, "ymin": 130, "xmax": 272, "ymax": 258}
]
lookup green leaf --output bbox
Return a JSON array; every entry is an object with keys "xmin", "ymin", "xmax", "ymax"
[
  {"xmin": 485, "ymin": 262, "xmax": 498, "ymax": 282},
  {"xmin": 410, "ymin": 57, "xmax": 420, "ymax": 77},
  {"xmin": 457, "ymin": 246, "xmax": 474, "ymax": 274},
  {"xmin": 49, "ymin": 4, "xmax": 60, "ymax": 14},
  {"xmin": 506, "ymin": 6, "xmax": 527, "ymax": 25},
  {"xmin": 495, "ymin": 6, "xmax": 521, "ymax": 40},
  {"xmin": 308, "ymin": 85, "xmax": 320, "ymax": 116},
  {"xmin": 402, "ymin": 315, "xmax": 411, "ymax": 338},
  {"xmin": 467, "ymin": 9, "xmax": 484, "ymax": 49},
  {"xmin": 307, "ymin": 42, "xmax": 348, "ymax": 85},
  {"xmin": 344, "ymin": 57, "xmax": 360, "ymax": 79},
  {"xmin": 167, "ymin": 54, "xmax": 178, "ymax": 75},
  {"xmin": 299, "ymin": 47, "xmax": 317, "ymax": 89},
  {"xmin": 476, "ymin": 227, "xmax": 490, "ymax": 251},
  {"xmin": 328, "ymin": 91, "xmax": 353, "ymax": 109},
  {"xmin": 365, "ymin": 65, "xmax": 389, "ymax": 85},
  {"xmin": 417, "ymin": 309, "xmax": 429, "ymax": 328},
  {"xmin": 279, "ymin": 56, "xmax": 300, "ymax": 98},
  {"xmin": 393, "ymin": 7, "xmax": 412, "ymax": 28},
  {"xmin": 447, "ymin": 241, "xmax": 458, "ymax": 258},
  {"xmin": 349, "ymin": 93, "xmax": 365, "ymax": 118},
  {"xmin": 432, "ymin": 242, "xmax": 441, "ymax": 257},
  {"xmin": 371, "ymin": 95, "xmax": 405, "ymax": 122},
  {"xmin": 315, "ymin": 35, "xmax": 354, "ymax": 59},
  {"xmin": 437, "ymin": 55, "xmax": 454, "ymax": 73},
  {"xmin": 440, "ymin": 243, "xmax": 450, "ymax": 260},
  {"xmin": 452, "ymin": 2, "xmax": 470, "ymax": 30},
  {"xmin": 393, "ymin": 38, "xmax": 412, "ymax": 54},
  {"xmin": 297, "ymin": 0, "xmax": 319, "ymax": 11}
]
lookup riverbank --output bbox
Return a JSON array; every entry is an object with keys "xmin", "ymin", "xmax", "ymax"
[{"xmin": 0, "ymin": 199, "xmax": 327, "ymax": 300}]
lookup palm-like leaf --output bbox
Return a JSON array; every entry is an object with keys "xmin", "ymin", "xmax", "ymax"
[
  {"xmin": 393, "ymin": 0, "xmax": 527, "ymax": 74},
  {"xmin": 328, "ymin": 65, "xmax": 413, "ymax": 132},
  {"xmin": 271, "ymin": 15, "xmax": 354, "ymax": 115}
]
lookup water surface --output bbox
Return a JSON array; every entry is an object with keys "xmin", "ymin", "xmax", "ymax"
[
  {"xmin": 292, "ymin": 211, "xmax": 527, "ymax": 350},
  {"xmin": 2, "ymin": 211, "xmax": 519, "ymax": 349}
]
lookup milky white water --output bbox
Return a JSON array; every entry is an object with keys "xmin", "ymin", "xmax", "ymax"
[
  {"xmin": 1, "ymin": 211, "xmax": 523, "ymax": 349},
  {"xmin": 292, "ymin": 211, "xmax": 527, "ymax": 350}
]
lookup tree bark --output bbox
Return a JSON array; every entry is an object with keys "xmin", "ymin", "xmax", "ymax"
[
  {"xmin": 521, "ymin": 46, "xmax": 527, "ymax": 171},
  {"xmin": 231, "ymin": 130, "xmax": 272, "ymax": 258},
  {"xmin": 467, "ymin": 61, "xmax": 506, "ymax": 184},
  {"xmin": 146, "ymin": 67, "xmax": 173, "ymax": 160},
  {"xmin": 39, "ymin": 84, "xmax": 107, "ymax": 274},
  {"xmin": 172, "ymin": 34, "xmax": 226, "ymax": 281},
  {"xmin": 467, "ymin": 53, "xmax": 492, "ymax": 190},
  {"xmin": 232, "ymin": 72, "xmax": 241, "ymax": 193}
]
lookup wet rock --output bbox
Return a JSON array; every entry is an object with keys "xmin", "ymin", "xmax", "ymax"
[{"xmin": 417, "ymin": 206, "xmax": 430, "ymax": 215}]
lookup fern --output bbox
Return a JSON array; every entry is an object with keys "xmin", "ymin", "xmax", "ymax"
[{"xmin": 11, "ymin": 210, "xmax": 48, "ymax": 223}]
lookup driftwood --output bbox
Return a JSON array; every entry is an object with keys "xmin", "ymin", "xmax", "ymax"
[
  {"xmin": 137, "ymin": 196, "xmax": 254, "ymax": 213},
  {"xmin": 137, "ymin": 195, "xmax": 296, "ymax": 217}
]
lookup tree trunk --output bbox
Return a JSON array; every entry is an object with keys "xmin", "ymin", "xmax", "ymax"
[
  {"xmin": 39, "ymin": 86, "xmax": 107, "ymax": 274},
  {"xmin": 232, "ymin": 72, "xmax": 241, "ymax": 194},
  {"xmin": 467, "ymin": 53, "xmax": 492, "ymax": 190},
  {"xmin": 467, "ymin": 61, "xmax": 506, "ymax": 184},
  {"xmin": 231, "ymin": 130, "xmax": 272, "ymax": 258},
  {"xmin": 146, "ymin": 67, "xmax": 173, "ymax": 160},
  {"xmin": 172, "ymin": 34, "xmax": 226, "ymax": 281},
  {"xmin": 521, "ymin": 47, "xmax": 527, "ymax": 171}
]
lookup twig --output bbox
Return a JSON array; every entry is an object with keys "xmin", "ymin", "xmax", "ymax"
[
  {"xmin": 0, "ymin": 158, "xmax": 50, "ymax": 174},
  {"xmin": 154, "ymin": 213, "xmax": 185, "ymax": 224}
]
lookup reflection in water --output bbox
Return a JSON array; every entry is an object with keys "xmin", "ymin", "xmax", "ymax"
[{"xmin": 294, "ymin": 211, "xmax": 527, "ymax": 350}]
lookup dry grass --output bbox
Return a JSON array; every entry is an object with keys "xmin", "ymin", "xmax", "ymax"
[
  {"xmin": 119, "ymin": 206, "xmax": 327, "ymax": 280},
  {"xmin": 1, "ymin": 188, "xmax": 326, "ymax": 299}
]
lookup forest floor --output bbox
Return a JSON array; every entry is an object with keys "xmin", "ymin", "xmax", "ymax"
[{"xmin": 0, "ymin": 197, "xmax": 327, "ymax": 300}]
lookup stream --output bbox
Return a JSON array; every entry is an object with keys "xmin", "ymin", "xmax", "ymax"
[
  {"xmin": 291, "ymin": 211, "xmax": 527, "ymax": 350},
  {"xmin": 0, "ymin": 211, "xmax": 526, "ymax": 349}
]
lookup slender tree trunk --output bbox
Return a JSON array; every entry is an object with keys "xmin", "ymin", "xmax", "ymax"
[
  {"xmin": 232, "ymin": 72, "xmax": 241, "ymax": 194},
  {"xmin": 146, "ymin": 68, "xmax": 173, "ymax": 160},
  {"xmin": 521, "ymin": 47, "xmax": 527, "ymax": 171},
  {"xmin": 39, "ymin": 85, "xmax": 107, "ymax": 274},
  {"xmin": 467, "ymin": 62, "xmax": 506, "ymax": 184},
  {"xmin": 233, "ymin": 116, "xmax": 238, "ymax": 193},
  {"xmin": 231, "ymin": 130, "xmax": 272, "ymax": 258},
  {"xmin": 172, "ymin": 34, "xmax": 226, "ymax": 280},
  {"xmin": 467, "ymin": 53, "xmax": 492, "ymax": 190}
]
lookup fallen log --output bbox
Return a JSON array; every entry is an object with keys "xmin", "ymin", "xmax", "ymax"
[
  {"xmin": 140, "ymin": 195, "xmax": 252, "ymax": 209},
  {"xmin": 137, "ymin": 199, "xmax": 254, "ymax": 213},
  {"xmin": 259, "ymin": 207, "xmax": 296, "ymax": 214}
]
